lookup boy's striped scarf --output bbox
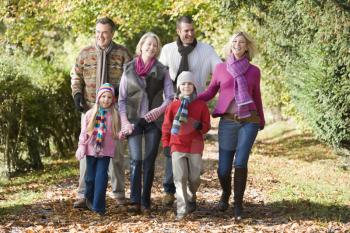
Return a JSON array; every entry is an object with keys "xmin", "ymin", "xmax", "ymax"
[
  {"xmin": 92, "ymin": 107, "xmax": 108, "ymax": 154},
  {"xmin": 171, "ymin": 96, "xmax": 193, "ymax": 135}
]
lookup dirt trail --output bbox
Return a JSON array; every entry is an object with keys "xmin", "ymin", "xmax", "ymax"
[{"xmin": 1, "ymin": 119, "xmax": 349, "ymax": 232}]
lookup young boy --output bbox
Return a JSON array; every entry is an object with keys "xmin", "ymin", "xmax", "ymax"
[{"xmin": 161, "ymin": 71, "xmax": 211, "ymax": 220}]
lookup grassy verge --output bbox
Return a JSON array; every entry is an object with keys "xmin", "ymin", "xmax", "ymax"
[
  {"xmin": 0, "ymin": 158, "xmax": 78, "ymax": 215},
  {"xmin": 250, "ymin": 120, "xmax": 350, "ymax": 222}
]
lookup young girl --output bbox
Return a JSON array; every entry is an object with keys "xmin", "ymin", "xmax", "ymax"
[
  {"xmin": 75, "ymin": 83, "xmax": 123, "ymax": 215},
  {"xmin": 161, "ymin": 71, "xmax": 211, "ymax": 220}
]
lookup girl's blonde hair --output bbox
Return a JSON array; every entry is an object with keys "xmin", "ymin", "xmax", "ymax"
[
  {"xmin": 86, "ymin": 104, "xmax": 120, "ymax": 139},
  {"xmin": 135, "ymin": 32, "xmax": 162, "ymax": 58},
  {"xmin": 223, "ymin": 31, "xmax": 257, "ymax": 61}
]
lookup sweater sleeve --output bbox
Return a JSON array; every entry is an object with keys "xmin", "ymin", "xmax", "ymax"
[
  {"xmin": 78, "ymin": 111, "xmax": 91, "ymax": 146},
  {"xmin": 200, "ymin": 103, "xmax": 211, "ymax": 134},
  {"xmin": 161, "ymin": 104, "xmax": 175, "ymax": 148},
  {"xmin": 158, "ymin": 71, "xmax": 175, "ymax": 110},
  {"xmin": 208, "ymin": 48, "xmax": 222, "ymax": 74},
  {"xmin": 70, "ymin": 50, "xmax": 85, "ymax": 97},
  {"xmin": 118, "ymin": 72, "xmax": 128, "ymax": 114},
  {"xmin": 197, "ymin": 65, "xmax": 220, "ymax": 102},
  {"xmin": 159, "ymin": 46, "xmax": 168, "ymax": 67},
  {"xmin": 252, "ymin": 69, "xmax": 265, "ymax": 129}
]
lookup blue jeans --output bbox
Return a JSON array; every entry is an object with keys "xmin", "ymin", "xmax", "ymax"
[
  {"xmin": 217, "ymin": 119, "xmax": 259, "ymax": 196},
  {"xmin": 163, "ymin": 154, "xmax": 176, "ymax": 194},
  {"xmin": 85, "ymin": 156, "xmax": 111, "ymax": 213},
  {"xmin": 128, "ymin": 119, "xmax": 161, "ymax": 208}
]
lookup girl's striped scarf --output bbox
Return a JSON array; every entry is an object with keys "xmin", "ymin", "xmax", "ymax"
[
  {"xmin": 171, "ymin": 95, "xmax": 193, "ymax": 135},
  {"xmin": 92, "ymin": 107, "xmax": 108, "ymax": 154}
]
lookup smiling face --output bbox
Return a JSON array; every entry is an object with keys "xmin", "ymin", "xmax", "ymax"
[
  {"xmin": 179, "ymin": 82, "xmax": 195, "ymax": 96},
  {"xmin": 95, "ymin": 23, "xmax": 114, "ymax": 49},
  {"xmin": 98, "ymin": 91, "xmax": 114, "ymax": 109},
  {"xmin": 231, "ymin": 35, "xmax": 248, "ymax": 59},
  {"xmin": 177, "ymin": 22, "xmax": 195, "ymax": 46},
  {"xmin": 141, "ymin": 36, "xmax": 158, "ymax": 62}
]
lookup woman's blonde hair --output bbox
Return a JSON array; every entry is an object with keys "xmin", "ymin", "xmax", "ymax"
[
  {"xmin": 86, "ymin": 104, "xmax": 120, "ymax": 139},
  {"xmin": 135, "ymin": 32, "xmax": 162, "ymax": 58},
  {"xmin": 223, "ymin": 31, "xmax": 257, "ymax": 61}
]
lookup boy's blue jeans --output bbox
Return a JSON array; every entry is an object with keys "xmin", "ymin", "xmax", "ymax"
[
  {"xmin": 217, "ymin": 119, "xmax": 259, "ymax": 196},
  {"xmin": 85, "ymin": 156, "xmax": 111, "ymax": 213}
]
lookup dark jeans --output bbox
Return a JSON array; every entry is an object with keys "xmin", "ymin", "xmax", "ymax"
[
  {"xmin": 128, "ymin": 119, "xmax": 161, "ymax": 208},
  {"xmin": 163, "ymin": 154, "xmax": 176, "ymax": 194},
  {"xmin": 217, "ymin": 119, "xmax": 259, "ymax": 197},
  {"xmin": 85, "ymin": 156, "xmax": 111, "ymax": 213}
]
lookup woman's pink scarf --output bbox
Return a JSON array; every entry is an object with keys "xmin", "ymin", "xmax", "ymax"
[
  {"xmin": 226, "ymin": 55, "xmax": 255, "ymax": 118},
  {"xmin": 135, "ymin": 56, "xmax": 156, "ymax": 77}
]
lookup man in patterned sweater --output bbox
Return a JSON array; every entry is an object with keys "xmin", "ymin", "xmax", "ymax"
[
  {"xmin": 159, "ymin": 15, "xmax": 221, "ymax": 206},
  {"xmin": 71, "ymin": 17, "xmax": 131, "ymax": 208}
]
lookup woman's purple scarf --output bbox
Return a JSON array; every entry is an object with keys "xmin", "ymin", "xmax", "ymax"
[
  {"xmin": 226, "ymin": 55, "xmax": 254, "ymax": 118},
  {"xmin": 135, "ymin": 56, "xmax": 156, "ymax": 77}
]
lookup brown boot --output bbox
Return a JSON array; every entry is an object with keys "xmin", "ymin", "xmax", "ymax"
[
  {"xmin": 73, "ymin": 198, "xmax": 87, "ymax": 209},
  {"xmin": 162, "ymin": 193, "xmax": 175, "ymax": 206},
  {"xmin": 115, "ymin": 197, "xmax": 127, "ymax": 206},
  {"xmin": 128, "ymin": 203, "xmax": 141, "ymax": 213}
]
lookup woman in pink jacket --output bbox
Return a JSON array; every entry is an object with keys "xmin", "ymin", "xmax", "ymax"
[
  {"xmin": 75, "ymin": 83, "xmax": 124, "ymax": 215},
  {"xmin": 197, "ymin": 31, "xmax": 265, "ymax": 220}
]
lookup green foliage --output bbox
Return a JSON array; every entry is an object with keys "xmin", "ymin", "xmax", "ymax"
[
  {"xmin": 0, "ymin": 61, "xmax": 45, "ymax": 173},
  {"xmin": 220, "ymin": 0, "xmax": 350, "ymax": 151},
  {"xmin": 257, "ymin": 1, "xmax": 350, "ymax": 151},
  {"xmin": 1, "ymin": 0, "xmax": 349, "ymax": 171},
  {"xmin": 0, "ymin": 49, "xmax": 80, "ymax": 175}
]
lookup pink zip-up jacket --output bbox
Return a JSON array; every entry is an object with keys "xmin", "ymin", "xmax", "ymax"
[
  {"xmin": 77, "ymin": 108, "xmax": 119, "ymax": 157},
  {"xmin": 197, "ymin": 62, "xmax": 265, "ymax": 128}
]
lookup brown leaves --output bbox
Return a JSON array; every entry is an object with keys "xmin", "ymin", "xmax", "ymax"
[{"xmin": 1, "ymin": 119, "xmax": 350, "ymax": 232}]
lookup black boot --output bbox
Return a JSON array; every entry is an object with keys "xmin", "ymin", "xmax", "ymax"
[
  {"xmin": 217, "ymin": 149, "xmax": 234, "ymax": 211},
  {"xmin": 233, "ymin": 167, "xmax": 248, "ymax": 220},
  {"xmin": 218, "ymin": 170, "xmax": 231, "ymax": 211}
]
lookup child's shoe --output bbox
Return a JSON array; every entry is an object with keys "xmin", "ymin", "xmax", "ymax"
[
  {"xmin": 175, "ymin": 213, "xmax": 186, "ymax": 221},
  {"xmin": 128, "ymin": 203, "xmax": 141, "ymax": 213},
  {"xmin": 162, "ymin": 193, "xmax": 175, "ymax": 206},
  {"xmin": 188, "ymin": 201, "xmax": 197, "ymax": 213},
  {"xmin": 73, "ymin": 198, "xmax": 87, "ymax": 209}
]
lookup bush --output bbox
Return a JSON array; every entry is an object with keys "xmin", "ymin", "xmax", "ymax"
[
  {"xmin": 254, "ymin": 1, "xmax": 350, "ymax": 152},
  {"xmin": 0, "ymin": 50, "xmax": 80, "ymax": 175}
]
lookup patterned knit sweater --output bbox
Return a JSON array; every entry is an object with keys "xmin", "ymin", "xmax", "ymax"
[{"xmin": 70, "ymin": 43, "xmax": 131, "ymax": 110}]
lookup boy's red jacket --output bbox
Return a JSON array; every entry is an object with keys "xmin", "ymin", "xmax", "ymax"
[{"xmin": 162, "ymin": 99, "xmax": 211, "ymax": 154}]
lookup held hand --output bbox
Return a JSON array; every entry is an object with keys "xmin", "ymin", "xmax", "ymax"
[
  {"xmin": 193, "ymin": 121, "xmax": 203, "ymax": 131},
  {"xmin": 75, "ymin": 145, "xmax": 86, "ymax": 160},
  {"xmin": 122, "ymin": 123, "xmax": 134, "ymax": 135},
  {"xmin": 118, "ymin": 131, "xmax": 127, "ymax": 140},
  {"xmin": 163, "ymin": 146, "xmax": 171, "ymax": 157},
  {"xmin": 144, "ymin": 108, "xmax": 163, "ymax": 123},
  {"xmin": 73, "ymin": 93, "xmax": 84, "ymax": 112}
]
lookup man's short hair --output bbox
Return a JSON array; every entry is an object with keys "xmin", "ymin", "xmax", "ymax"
[
  {"xmin": 96, "ymin": 17, "xmax": 116, "ymax": 32},
  {"xmin": 176, "ymin": 16, "xmax": 193, "ymax": 29}
]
